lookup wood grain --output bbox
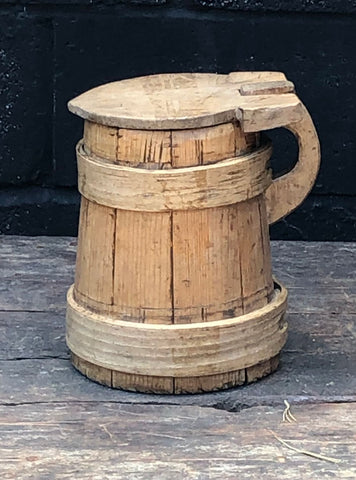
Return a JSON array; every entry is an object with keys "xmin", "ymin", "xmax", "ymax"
[
  {"xmin": 0, "ymin": 402, "xmax": 355, "ymax": 479},
  {"xmin": 172, "ymin": 205, "xmax": 245, "ymax": 323},
  {"xmin": 85, "ymin": 121, "xmax": 172, "ymax": 167},
  {"xmin": 66, "ymin": 282, "xmax": 287, "ymax": 378},
  {"xmin": 265, "ymin": 103, "xmax": 321, "ymax": 224},
  {"xmin": 83, "ymin": 120, "xmax": 118, "ymax": 161},
  {"xmin": 68, "ymin": 71, "xmax": 302, "ymax": 130},
  {"xmin": 73, "ymin": 197, "xmax": 116, "ymax": 307},
  {"xmin": 237, "ymin": 196, "xmax": 274, "ymax": 313},
  {"xmin": 112, "ymin": 209, "xmax": 172, "ymax": 324},
  {"xmin": 169, "ymin": 119, "xmax": 271, "ymax": 326},
  {"xmin": 67, "ymin": 70, "xmax": 317, "ymax": 393},
  {"xmin": 171, "ymin": 122, "xmax": 257, "ymax": 166},
  {"xmin": 239, "ymin": 80, "xmax": 295, "ymax": 96},
  {"xmin": 76, "ymin": 140, "xmax": 272, "ymax": 211},
  {"xmin": 71, "ymin": 352, "xmax": 280, "ymax": 394},
  {"xmin": 79, "ymin": 118, "xmax": 274, "ymax": 331}
]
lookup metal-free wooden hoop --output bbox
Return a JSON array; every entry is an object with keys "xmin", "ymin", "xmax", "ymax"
[
  {"xmin": 66, "ymin": 280, "xmax": 288, "ymax": 378},
  {"xmin": 77, "ymin": 140, "xmax": 273, "ymax": 212}
]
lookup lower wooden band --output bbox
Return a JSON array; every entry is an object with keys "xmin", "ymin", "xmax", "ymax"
[
  {"xmin": 71, "ymin": 352, "xmax": 280, "ymax": 394},
  {"xmin": 66, "ymin": 280, "xmax": 288, "ymax": 378},
  {"xmin": 77, "ymin": 140, "xmax": 272, "ymax": 211}
]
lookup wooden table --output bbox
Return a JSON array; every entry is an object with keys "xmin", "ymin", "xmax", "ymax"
[{"xmin": 0, "ymin": 237, "xmax": 355, "ymax": 479}]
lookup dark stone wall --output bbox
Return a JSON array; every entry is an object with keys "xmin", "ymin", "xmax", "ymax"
[{"xmin": 1, "ymin": 0, "xmax": 355, "ymax": 239}]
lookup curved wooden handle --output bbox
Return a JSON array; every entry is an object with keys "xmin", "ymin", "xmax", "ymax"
[
  {"xmin": 265, "ymin": 104, "xmax": 320, "ymax": 224},
  {"xmin": 236, "ymin": 80, "xmax": 320, "ymax": 224}
]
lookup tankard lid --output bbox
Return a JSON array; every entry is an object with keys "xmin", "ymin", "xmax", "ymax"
[{"xmin": 68, "ymin": 72, "xmax": 299, "ymax": 130}]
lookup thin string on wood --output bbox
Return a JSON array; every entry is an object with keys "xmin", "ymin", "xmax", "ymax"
[
  {"xmin": 282, "ymin": 400, "xmax": 297, "ymax": 423},
  {"xmin": 270, "ymin": 430, "xmax": 342, "ymax": 465}
]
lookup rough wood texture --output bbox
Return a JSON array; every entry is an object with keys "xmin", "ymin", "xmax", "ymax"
[
  {"xmin": 266, "ymin": 104, "xmax": 321, "ymax": 224},
  {"xmin": 77, "ymin": 140, "xmax": 272, "ymax": 211},
  {"xmin": 74, "ymin": 197, "xmax": 116, "ymax": 306},
  {"xmin": 68, "ymin": 71, "xmax": 319, "ymax": 393},
  {"xmin": 68, "ymin": 71, "xmax": 301, "ymax": 130},
  {"xmin": 84, "ymin": 121, "xmax": 258, "ymax": 168},
  {"xmin": 72, "ymin": 123, "xmax": 280, "ymax": 391},
  {"xmin": 66, "ymin": 282, "xmax": 287, "ymax": 378},
  {"xmin": 71, "ymin": 352, "xmax": 280, "ymax": 394},
  {"xmin": 79, "ymin": 120, "xmax": 266, "ymax": 330},
  {"xmin": 113, "ymin": 209, "xmax": 173, "ymax": 324},
  {"xmin": 1, "ymin": 222, "xmax": 355, "ymax": 477},
  {"xmin": 239, "ymin": 80, "xmax": 295, "ymax": 96},
  {"xmin": 166, "ymin": 119, "xmax": 272, "ymax": 328},
  {"xmin": 0, "ymin": 402, "xmax": 355, "ymax": 479}
]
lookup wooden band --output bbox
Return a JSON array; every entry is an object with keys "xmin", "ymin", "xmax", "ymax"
[
  {"xmin": 66, "ymin": 280, "xmax": 288, "ymax": 378},
  {"xmin": 77, "ymin": 140, "xmax": 272, "ymax": 212}
]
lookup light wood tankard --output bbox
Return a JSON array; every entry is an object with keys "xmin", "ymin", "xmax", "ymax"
[{"xmin": 66, "ymin": 72, "xmax": 320, "ymax": 393}]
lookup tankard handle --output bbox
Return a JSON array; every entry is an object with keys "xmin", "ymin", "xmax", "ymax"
[
  {"xmin": 264, "ymin": 104, "xmax": 320, "ymax": 224},
  {"xmin": 236, "ymin": 88, "xmax": 320, "ymax": 224}
]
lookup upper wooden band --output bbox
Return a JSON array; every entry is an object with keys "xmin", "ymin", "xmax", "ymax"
[
  {"xmin": 66, "ymin": 281, "xmax": 288, "ymax": 377},
  {"xmin": 77, "ymin": 140, "xmax": 272, "ymax": 212}
]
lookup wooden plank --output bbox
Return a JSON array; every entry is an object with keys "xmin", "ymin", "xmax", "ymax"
[
  {"xmin": 117, "ymin": 128, "xmax": 172, "ymax": 167},
  {"xmin": 84, "ymin": 121, "xmax": 173, "ymax": 167},
  {"xmin": 1, "ymin": 267, "xmax": 355, "ymax": 402},
  {"xmin": 113, "ymin": 210, "xmax": 172, "ymax": 323},
  {"xmin": 271, "ymin": 242, "xmax": 356, "ymax": 314},
  {"xmin": 0, "ymin": 236, "xmax": 355, "ymax": 416},
  {"xmin": 237, "ymin": 196, "xmax": 273, "ymax": 313},
  {"xmin": 172, "ymin": 205, "xmax": 244, "ymax": 323},
  {"xmin": 74, "ymin": 197, "xmax": 116, "ymax": 306},
  {"xmin": 0, "ymin": 402, "xmax": 355, "ymax": 479},
  {"xmin": 240, "ymin": 80, "xmax": 295, "ymax": 96},
  {"xmin": 84, "ymin": 117, "xmax": 257, "ymax": 169},
  {"xmin": 171, "ymin": 122, "xmax": 237, "ymax": 167},
  {"xmin": 170, "ymin": 121, "xmax": 267, "ymax": 327},
  {"xmin": 236, "ymin": 94, "xmax": 303, "ymax": 132},
  {"xmin": 83, "ymin": 120, "xmax": 118, "ymax": 161},
  {"xmin": 2, "ymin": 308, "xmax": 354, "ymax": 399},
  {"xmin": 7, "ymin": 236, "xmax": 354, "ymax": 288},
  {"xmin": 174, "ymin": 367, "xmax": 246, "ymax": 394}
]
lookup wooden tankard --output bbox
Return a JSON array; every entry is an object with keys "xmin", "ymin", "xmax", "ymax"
[{"xmin": 66, "ymin": 72, "xmax": 320, "ymax": 393}]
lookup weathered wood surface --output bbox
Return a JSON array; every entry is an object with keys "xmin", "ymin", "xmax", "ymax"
[
  {"xmin": 0, "ymin": 402, "xmax": 355, "ymax": 479},
  {"xmin": 66, "ymin": 282, "xmax": 287, "ymax": 377},
  {"xmin": 68, "ymin": 71, "xmax": 299, "ymax": 130},
  {"xmin": 76, "ymin": 140, "xmax": 272, "ymax": 211},
  {"xmin": 0, "ymin": 236, "xmax": 355, "ymax": 478},
  {"xmin": 265, "ymin": 103, "xmax": 320, "ymax": 224},
  {"xmin": 71, "ymin": 72, "xmax": 320, "ymax": 226},
  {"xmin": 73, "ymin": 101, "xmax": 288, "ymax": 393}
]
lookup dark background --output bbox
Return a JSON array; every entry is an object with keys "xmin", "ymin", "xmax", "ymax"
[{"xmin": 1, "ymin": 0, "xmax": 355, "ymax": 240}]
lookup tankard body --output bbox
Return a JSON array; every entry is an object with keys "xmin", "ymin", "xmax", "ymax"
[{"xmin": 66, "ymin": 72, "xmax": 320, "ymax": 393}]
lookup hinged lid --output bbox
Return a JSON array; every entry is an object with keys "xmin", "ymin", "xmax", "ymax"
[{"xmin": 68, "ymin": 72, "xmax": 302, "ymax": 131}]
